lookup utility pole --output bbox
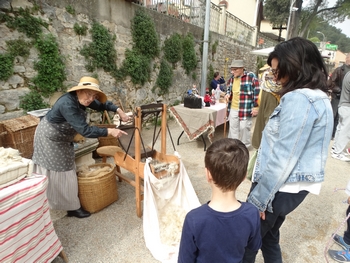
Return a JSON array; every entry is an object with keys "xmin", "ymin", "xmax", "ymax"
[{"xmin": 200, "ymin": 0, "xmax": 210, "ymax": 97}]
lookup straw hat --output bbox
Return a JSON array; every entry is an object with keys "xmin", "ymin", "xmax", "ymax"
[
  {"xmin": 229, "ymin": 59, "xmax": 244, "ymax": 68},
  {"xmin": 67, "ymin": 77, "xmax": 107, "ymax": 103},
  {"xmin": 259, "ymin": 64, "xmax": 270, "ymax": 71}
]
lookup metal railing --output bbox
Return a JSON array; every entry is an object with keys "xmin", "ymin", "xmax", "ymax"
[{"xmin": 142, "ymin": 0, "xmax": 261, "ymax": 46}]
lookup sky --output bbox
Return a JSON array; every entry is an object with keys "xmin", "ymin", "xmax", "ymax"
[
  {"xmin": 334, "ymin": 19, "xmax": 350, "ymax": 38},
  {"xmin": 303, "ymin": 0, "xmax": 350, "ymax": 37}
]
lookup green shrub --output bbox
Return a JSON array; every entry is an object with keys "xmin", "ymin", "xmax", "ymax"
[
  {"xmin": 6, "ymin": 7, "xmax": 48, "ymax": 38},
  {"xmin": 155, "ymin": 59, "xmax": 173, "ymax": 95},
  {"xmin": 0, "ymin": 53, "xmax": 14, "ymax": 81},
  {"xmin": 65, "ymin": 5, "xmax": 76, "ymax": 15},
  {"xmin": 32, "ymin": 34, "xmax": 66, "ymax": 97},
  {"xmin": 80, "ymin": 22, "xmax": 117, "ymax": 72},
  {"xmin": 6, "ymin": 38, "xmax": 31, "ymax": 58},
  {"xmin": 73, "ymin": 22, "xmax": 88, "ymax": 36},
  {"xmin": 131, "ymin": 9, "xmax": 159, "ymax": 59},
  {"xmin": 164, "ymin": 33, "xmax": 182, "ymax": 67},
  {"xmin": 182, "ymin": 33, "xmax": 197, "ymax": 74},
  {"xmin": 122, "ymin": 49, "xmax": 150, "ymax": 85},
  {"xmin": 20, "ymin": 91, "xmax": 49, "ymax": 112}
]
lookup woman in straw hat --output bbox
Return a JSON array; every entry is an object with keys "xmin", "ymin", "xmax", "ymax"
[{"xmin": 32, "ymin": 76, "xmax": 130, "ymax": 218}]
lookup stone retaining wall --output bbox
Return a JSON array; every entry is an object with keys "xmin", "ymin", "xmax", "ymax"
[{"xmin": 0, "ymin": 0, "xmax": 257, "ymax": 121}]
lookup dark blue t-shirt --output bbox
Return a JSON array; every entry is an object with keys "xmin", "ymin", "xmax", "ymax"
[{"xmin": 178, "ymin": 201, "xmax": 261, "ymax": 263}]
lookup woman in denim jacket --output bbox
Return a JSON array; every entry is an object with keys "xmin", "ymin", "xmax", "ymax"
[{"xmin": 243, "ymin": 37, "xmax": 333, "ymax": 263}]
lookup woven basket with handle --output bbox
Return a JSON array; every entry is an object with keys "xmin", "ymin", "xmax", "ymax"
[{"xmin": 77, "ymin": 163, "xmax": 118, "ymax": 213}]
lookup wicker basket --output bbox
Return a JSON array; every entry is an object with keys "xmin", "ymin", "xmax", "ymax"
[
  {"xmin": 96, "ymin": 124, "xmax": 120, "ymax": 147},
  {"xmin": 0, "ymin": 115, "xmax": 40, "ymax": 158},
  {"xmin": 77, "ymin": 163, "xmax": 118, "ymax": 213}
]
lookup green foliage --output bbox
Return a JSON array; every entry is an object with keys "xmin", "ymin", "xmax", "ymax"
[
  {"xmin": 73, "ymin": 22, "xmax": 88, "ymax": 36},
  {"xmin": 131, "ymin": 9, "xmax": 159, "ymax": 59},
  {"xmin": 192, "ymin": 71, "xmax": 197, "ymax": 80},
  {"xmin": 164, "ymin": 33, "xmax": 182, "ymax": 67},
  {"xmin": 155, "ymin": 59, "xmax": 173, "ymax": 95},
  {"xmin": 182, "ymin": 33, "xmax": 197, "ymax": 75},
  {"xmin": 122, "ymin": 49, "xmax": 151, "ymax": 85},
  {"xmin": 32, "ymin": 34, "xmax": 66, "ymax": 97},
  {"xmin": 80, "ymin": 22, "xmax": 117, "ymax": 72},
  {"xmin": 5, "ymin": 7, "xmax": 48, "ymax": 38},
  {"xmin": 212, "ymin": 40, "xmax": 218, "ymax": 57},
  {"xmin": 19, "ymin": 91, "xmax": 49, "ymax": 112},
  {"xmin": 6, "ymin": 38, "xmax": 31, "ymax": 58},
  {"xmin": 65, "ymin": 5, "xmax": 76, "ymax": 15},
  {"xmin": 207, "ymin": 64, "xmax": 214, "ymax": 87},
  {"xmin": 263, "ymin": 0, "xmax": 289, "ymax": 27},
  {"xmin": 0, "ymin": 53, "xmax": 14, "ymax": 81}
]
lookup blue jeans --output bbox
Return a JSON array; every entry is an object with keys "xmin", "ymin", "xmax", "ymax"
[
  {"xmin": 243, "ymin": 183, "xmax": 308, "ymax": 263},
  {"xmin": 344, "ymin": 205, "xmax": 350, "ymax": 245}
]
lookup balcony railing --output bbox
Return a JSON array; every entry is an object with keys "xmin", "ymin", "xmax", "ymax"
[{"xmin": 141, "ymin": 0, "xmax": 278, "ymax": 47}]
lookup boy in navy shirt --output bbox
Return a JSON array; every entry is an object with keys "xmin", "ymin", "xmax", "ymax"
[{"xmin": 178, "ymin": 138, "xmax": 261, "ymax": 263}]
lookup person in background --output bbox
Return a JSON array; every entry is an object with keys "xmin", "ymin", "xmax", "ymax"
[
  {"xmin": 210, "ymin": 71, "xmax": 226, "ymax": 94},
  {"xmin": 328, "ymin": 53, "xmax": 350, "ymax": 139},
  {"xmin": 251, "ymin": 68, "xmax": 281, "ymax": 150},
  {"xmin": 32, "ymin": 76, "xmax": 130, "ymax": 218},
  {"xmin": 243, "ymin": 37, "xmax": 333, "ymax": 263},
  {"xmin": 331, "ymin": 71, "xmax": 350, "ymax": 161},
  {"xmin": 178, "ymin": 138, "xmax": 261, "ymax": 263},
  {"xmin": 225, "ymin": 59, "xmax": 259, "ymax": 149},
  {"xmin": 328, "ymin": 180, "xmax": 350, "ymax": 262}
]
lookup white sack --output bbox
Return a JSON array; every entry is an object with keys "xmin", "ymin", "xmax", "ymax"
[{"xmin": 143, "ymin": 153, "xmax": 200, "ymax": 263}]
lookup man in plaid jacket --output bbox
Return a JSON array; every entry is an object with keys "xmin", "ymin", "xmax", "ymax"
[{"xmin": 225, "ymin": 59, "xmax": 260, "ymax": 148}]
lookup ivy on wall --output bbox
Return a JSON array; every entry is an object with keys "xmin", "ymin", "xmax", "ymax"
[
  {"xmin": 154, "ymin": 59, "xmax": 173, "ymax": 95},
  {"xmin": 131, "ymin": 9, "xmax": 159, "ymax": 59},
  {"xmin": 122, "ymin": 49, "xmax": 151, "ymax": 85},
  {"xmin": 163, "ymin": 33, "xmax": 182, "ymax": 68},
  {"xmin": 32, "ymin": 33, "xmax": 66, "ymax": 97},
  {"xmin": 80, "ymin": 22, "xmax": 117, "ymax": 72},
  {"xmin": 182, "ymin": 33, "xmax": 197, "ymax": 76},
  {"xmin": 0, "ymin": 54, "xmax": 14, "ymax": 81},
  {"xmin": 0, "ymin": 6, "xmax": 66, "ymax": 112}
]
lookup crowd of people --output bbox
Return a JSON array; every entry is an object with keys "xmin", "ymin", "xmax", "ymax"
[{"xmin": 31, "ymin": 37, "xmax": 349, "ymax": 263}]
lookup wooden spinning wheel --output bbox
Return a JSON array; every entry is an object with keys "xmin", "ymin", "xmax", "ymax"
[{"xmin": 97, "ymin": 103, "xmax": 179, "ymax": 217}]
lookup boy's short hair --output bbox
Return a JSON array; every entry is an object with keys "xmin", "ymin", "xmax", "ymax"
[
  {"xmin": 205, "ymin": 138, "xmax": 249, "ymax": 192},
  {"xmin": 214, "ymin": 72, "xmax": 220, "ymax": 78}
]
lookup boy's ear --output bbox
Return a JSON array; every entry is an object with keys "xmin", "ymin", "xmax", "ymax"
[{"xmin": 205, "ymin": 168, "xmax": 212, "ymax": 182}]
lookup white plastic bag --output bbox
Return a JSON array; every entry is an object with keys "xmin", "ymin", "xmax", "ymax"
[{"xmin": 143, "ymin": 153, "xmax": 200, "ymax": 263}]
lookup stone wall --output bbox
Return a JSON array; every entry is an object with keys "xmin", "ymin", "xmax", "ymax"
[{"xmin": 0, "ymin": 0, "xmax": 257, "ymax": 121}]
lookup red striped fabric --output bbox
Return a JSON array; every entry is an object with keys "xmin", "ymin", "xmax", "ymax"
[{"xmin": 0, "ymin": 175, "xmax": 62, "ymax": 263}]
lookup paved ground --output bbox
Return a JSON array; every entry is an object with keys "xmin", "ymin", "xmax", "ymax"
[{"xmin": 51, "ymin": 117, "xmax": 350, "ymax": 263}]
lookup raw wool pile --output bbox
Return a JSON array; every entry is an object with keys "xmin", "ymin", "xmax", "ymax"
[
  {"xmin": 158, "ymin": 204, "xmax": 187, "ymax": 246},
  {"xmin": 150, "ymin": 159, "xmax": 179, "ymax": 178},
  {"xmin": 0, "ymin": 147, "xmax": 22, "ymax": 165},
  {"xmin": 78, "ymin": 165, "xmax": 112, "ymax": 178},
  {"xmin": 113, "ymin": 112, "xmax": 133, "ymax": 127}
]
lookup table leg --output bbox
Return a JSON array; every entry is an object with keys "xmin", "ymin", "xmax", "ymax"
[
  {"xmin": 59, "ymin": 250, "xmax": 69, "ymax": 263},
  {"xmin": 200, "ymin": 135, "xmax": 206, "ymax": 151},
  {"xmin": 177, "ymin": 131, "xmax": 184, "ymax": 145}
]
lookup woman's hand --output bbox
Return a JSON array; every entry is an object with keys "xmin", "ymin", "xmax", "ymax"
[
  {"xmin": 107, "ymin": 128, "xmax": 128, "ymax": 138},
  {"xmin": 117, "ymin": 108, "xmax": 132, "ymax": 122},
  {"xmin": 260, "ymin": 211, "xmax": 266, "ymax": 220},
  {"xmin": 251, "ymin": 107, "xmax": 259, "ymax": 117}
]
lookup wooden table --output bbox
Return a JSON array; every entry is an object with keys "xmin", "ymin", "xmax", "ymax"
[
  {"xmin": 0, "ymin": 175, "xmax": 66, "ymax": 263},
  {"xmin": 169, "ymin": 103, "xmax": 227, "ymax": 151}
]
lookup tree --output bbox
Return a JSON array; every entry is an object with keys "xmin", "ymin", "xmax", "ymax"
[{"xmin": 264, "ymin": 0, "xmax": 350, "ymax": 40}]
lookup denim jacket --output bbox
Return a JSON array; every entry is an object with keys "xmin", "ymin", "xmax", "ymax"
[{"xmin": 247, "ymin": 88, "xmax": 333, "ymax": 213}]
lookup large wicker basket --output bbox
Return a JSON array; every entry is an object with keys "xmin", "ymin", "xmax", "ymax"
[{"xmin": 77, "ymin": 163, "xmax": 118, "ymax": 213}]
